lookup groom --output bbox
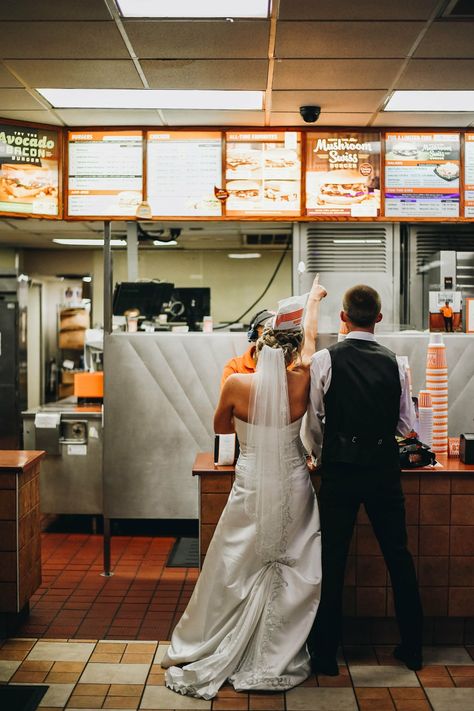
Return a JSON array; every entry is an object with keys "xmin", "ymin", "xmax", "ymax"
[{"xmin": 303, "ymin": 284, "xmax": 423, "ymax": 675}]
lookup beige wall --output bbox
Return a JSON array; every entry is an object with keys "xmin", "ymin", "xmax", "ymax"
[
  {"xmin": 23, "ymin": 247, "xmax": 292, "ymax": 326},
  {"xmin": 0, "ymin": 247, "xmax": 16, "ymax": 270}
]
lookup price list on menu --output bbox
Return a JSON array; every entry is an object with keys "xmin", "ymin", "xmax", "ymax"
[
  {"xmin": 225, "ymin": 131, "xmax": 301, "ymax": 216},
  {"xmin": 68, "ymin": 131, "xmax": 143, "ymax": 217},
  {"xmin": 384, "ymin": 133, "xmax": 460, "ymax": 218},
  {"xmin": 147, "ymin": 132, "xmax": 222, "ymax": 216},
  {"xmin": 465, "ymin": 133, "xmax": 474, "ymax": 218}
]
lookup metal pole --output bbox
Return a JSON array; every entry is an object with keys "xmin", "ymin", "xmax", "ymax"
[
  {"xmin": 126, "ymin": 221, "xmax": 138, "ymax": 282},
  {"xmin": 102, "ymin": 220, "xmax": 113, "ymax": 576}
]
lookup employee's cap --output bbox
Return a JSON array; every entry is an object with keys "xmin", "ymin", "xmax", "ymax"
[{"xmin": 251, "ymin": 309, "xmax": 275, "ymax": 328}]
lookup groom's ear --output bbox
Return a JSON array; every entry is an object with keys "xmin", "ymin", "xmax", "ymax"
[
  {"xmin": 376, "ymin": 312, "xmax": 383, "ymax": 323},
  {"xmin": 340, "ymin": 310, "xmax": 347, "ymax": 322}
]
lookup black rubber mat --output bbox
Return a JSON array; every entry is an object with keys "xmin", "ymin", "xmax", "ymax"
[
  {"xmin": 166, "ymin": 537, "xmax": 199, "ymax": 567},
  {"xmin": 0, "ymin": 684, "xmax": 48, "ymax": 711}
]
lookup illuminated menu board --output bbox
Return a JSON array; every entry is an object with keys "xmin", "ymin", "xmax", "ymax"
[
  {"xmin": 0, "ymin": 123, "xmax": 60, "ymax": 217},
  {"xmin": 147, "ymin": 131, "xmax": 222, "ymax": 216},
  {"xmin": 68, "ymin": 131, "xmax": 143, "ymax": 217},
  {"xmin": 465, "ymin": 133, "xmax": 474, "ymax": 218},
  {"xmin": 306, "ymin": 132, "xmax": 380, "ymax": 217},
  {"xmin": 225, "ymin": 131, "xmax": 301, "ymax": 215},
  {"xmin": 385, "ymin": 133, "xmax": 460, "ymax": 218}
]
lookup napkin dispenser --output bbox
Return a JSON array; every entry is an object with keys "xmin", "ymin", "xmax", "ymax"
[{"xmin": 460, "ymin": 434, "xmax": 474, "ymax": 464}]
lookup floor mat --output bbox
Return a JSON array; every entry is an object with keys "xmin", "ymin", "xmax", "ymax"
[
  {"xmin": 0, "ymin": 684, "xmax": 48, "ymax": 711},
  {"xmin": 166, "ymin": 537, "xmax": 199, "ymax": 567}
]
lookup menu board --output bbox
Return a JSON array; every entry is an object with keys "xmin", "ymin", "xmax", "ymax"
[
  {"xmin": 0, "ymin": 123, "xmax": 60, "ymax": 217},
  {"xmin": 68, "ymin": 131, "xmax": 143, "ymax": 217},
  {"xmin": 306, "ymin": 132, "xmax": 381, "ymax": 217},
  {"xmin": 147, "ymin": 131, "xmax": 222, "ymax": 216},
  {"xmin": 385, "ymin": 133, "xmax": 460, "ymax": 218},
  {"xmin": 465, "ymin": 133, "xmax": 474, "ymax": 218},
  {"xmin": 225, "ymin": 131, "xmax": 301, "ymax": 215}
]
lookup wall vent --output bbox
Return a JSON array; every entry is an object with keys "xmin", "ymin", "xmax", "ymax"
[
  {"xmin": 415, "ymin": 227, "xmax": 474, "ymax": 272},
  {"xmin": 306, "ymin": 226, "xmax": 388, "ymax": 273},
  {"xmin": 243, "ymin": 233, "xmax": 291, "ymax": 246}
]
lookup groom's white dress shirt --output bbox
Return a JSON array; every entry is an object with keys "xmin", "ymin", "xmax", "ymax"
[{"xmin": 302, "ymin": 331, "xmax": 417, "ymax": 464}]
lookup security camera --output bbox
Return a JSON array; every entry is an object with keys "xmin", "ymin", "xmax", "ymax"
[{"xmin": 299, "ymin": 105, "xmax": 321, "ymax": 123}]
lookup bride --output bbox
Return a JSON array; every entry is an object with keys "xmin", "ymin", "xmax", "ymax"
[{"xmin": 161, "ymin": 278, "xmax": 327, "ymax": 699}]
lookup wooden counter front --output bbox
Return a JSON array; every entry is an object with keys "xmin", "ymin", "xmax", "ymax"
[
  {"xmin": 193, "ymin": 452, "xmax": 474, "ymax": 643},
  {"xmin": 0, "ymin": 451, "xmax": 44, "ymax": 625}
]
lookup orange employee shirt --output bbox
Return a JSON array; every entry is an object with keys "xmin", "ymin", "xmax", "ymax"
[
  {"xmin": 221, "ymin": 345, "xmax": 256, "ymax": 387},
  {"xmin": 440, "ymin": 306, "xmax": 453, "ymax": 318}
]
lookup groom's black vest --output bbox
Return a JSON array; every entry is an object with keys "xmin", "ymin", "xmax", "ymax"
[{"xmin": 322, "ymin": 338, "xmax": 401, "ymax": 468}]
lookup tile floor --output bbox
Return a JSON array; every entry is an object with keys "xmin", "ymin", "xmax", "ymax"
[
  {"xmin": 1, "ymin": 639, "xmax": 474, "ymax": 710},
  {"xmin": 1, "ymin": 532, "xmax": 473, "ymax": 710}
]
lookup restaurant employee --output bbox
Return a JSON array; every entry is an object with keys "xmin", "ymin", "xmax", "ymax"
[
  {"xmin": 221, "ymin": 309, "xmax": 275, "ymax": 387},
  {"xmin": 440, "ymin": 300, "xmax": 453, "ymax": 332}
]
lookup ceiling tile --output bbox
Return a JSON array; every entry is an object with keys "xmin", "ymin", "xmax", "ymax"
[
  {"xmin": 0, "ymin": 64, "xmax": 21, "ymax": 87},
  {"xmin": 271, "ymin": 90, "xmax": 387, "ymax": 113},
  {"xmin": 398, "ymin": 59, "xmax": 474, "ymax": 89},
  {"xmin": 142, "ymin": 59, "xmax": 268, "ymax": 89},
  {"xmin": 276, "ymin": 21, "xmax": 424, "ymax": 58},
  {"xmin": 56, "ymin": 109, "xmax": 164, "ymax": 126},
  {"xmin": 0, "ymin": 22, "xmax": 128, "ymax": 59},
  {"xmin": 273, "ymin": 59, "xmax": 403, "ymax": 89},
  {"xmin": 414, "ymin": 21, "xmax": 474, "ymax": 58},
  {"xmin": 278, "ymin": 0, "xmax": 439, "ymax": 20},
  {"xmin": 270, "ymin": 112, "xmax": 372, "ymax": 126},
  {"xmin": 0, "ymin": 0, "xmax": 112, "ymax": 20},
  {"xmin": 6, "ymin": 60, "xmax": 142, "ymax": 89},
  {"xmin": 373, "ymin": 112, "xmax": 474, "ymax": 127},
  {"xmin": 161, "ymin": 109, "xmax": 265, "ymax": 126},
  {"xmin": 125, "ymin": 20, "xmax": 270, "ymax": 59},
  {"xmin": 0, "ymin": 109, "xmax": 63, "ymax": 125},
  {"xmin": 0, "ymin": 88, "xmax": 47, "ymax": 110}
]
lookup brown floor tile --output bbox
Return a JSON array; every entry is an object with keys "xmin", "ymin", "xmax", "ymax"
[
  {"xmin": 1, "ymin": 639, "xmax": 37, "ymax": 650},
  {"xmin": 317, "ymin": 673, "xmax": 352, "ymax": 687},
  {"xmin": 10, "ymin": 669, "xmax": 48, "ymax": 683},
  {"xmin": 74, "ymin": 683, "xmax": 109, "ymax": 695},
  {"xmin": 300, "ymin": 676, "xmax": 318, "ymax": 687},
  {"xmin": 356, "ymin": 688, "xmax": 392, "ymax": 699},
  {"xmin": 121, "ymin": 652, "xmax": 154, "ymax": 664},
  {"xmin": 390, "ymin": 689, "xmax": 426, "ymax": 700},
  {"xmin": 417, "ymin": 665, "xmax": 450, "ymax": 681},
  {"xmin": 18, "ymin": 660, "xmax": 54, "ymax": 672},
  {"xmin": 447, "ymin": 665, "xmax": 474, "ymax": 676},
  {"xmin": 125, "ymin": 643, "xmax": 157, "ymax": 653},
  {"xmin": 52, "ymin": 660, "xmax": 85, "ymax": 672},
  {"xmin": 391, "ymin": 701, "xmax": 431, "ymax": 711},
  {"xmin": 103, "ymin": 697, "xmax": 140, "ymax": 709},
  {"xmin": 96, "ymin": 642, "xmax": 127, "ymax": 653},
  {"xmin": 109, "ymin": 684, "xmax": 144, "ymax": 696},
  {"xmin": 0, "ymin": 649, "xmax": 29, "ymax": 661},
  {"xmin": 452, "ymin": 677, "xmax": 474, "ymax": 687},
  {"xmin": 147, "ymin": 673, "xmax": 166, "ymax": 685},
  {"xmin": 45, "ymin": 671, "xmax": 82, "ymax": 683},
  {"xmin": 249, "ymin": 693, "xmax": 285, "ymax": 710},
  {"xmin": 419, "ymin": 677, "xmax": 454, "ymax": 687},
  {"xmin": 358, "ymin": 699, "xmax": 394, "ymax": 711},
  {"xmin": 66, "ymin": 695, "xmax": 105, "ymax": 708},
  {"xmin": 213, "ymin": 696, "xmax": 249, "ymax": 710}
]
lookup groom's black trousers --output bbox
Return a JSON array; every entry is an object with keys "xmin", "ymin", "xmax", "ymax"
[{"xmin": 308, "ymin": 463, "xmax": 423, "ymax": 660}]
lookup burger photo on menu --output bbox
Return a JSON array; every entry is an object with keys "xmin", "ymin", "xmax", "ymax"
[
  {"xmin": 226, "ymin": 148, "xmax": 261, "ymax": 176},
  {"xmin": 263, "ymin": 148, "xmax": 299, "ymax": 177},
  {"xmin": 0, "ymin": 162, "xmax": 58, "ymax": 213},
  {"xmin": 264, "ymin": 180, "xmax": 299, "ymax": 205},
  {"xmin": 316, "ymin": 169, "xmax": 370, "ymax": 205},
  {"xmin": 226, "ymin": 179, "xmax": 261, "ymax": 202},
  {"xmin": 387, "ymin": 142, "xmax": 420, "ymax": 160}
]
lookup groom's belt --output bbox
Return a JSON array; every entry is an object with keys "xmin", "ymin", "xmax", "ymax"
[
  {"xmin": 323, "ymin": 431, "xmax": 398, "ymax": 466},
  {"xmin": 340, "ymin": 432, "xmax": 395, "ymax": 446}
]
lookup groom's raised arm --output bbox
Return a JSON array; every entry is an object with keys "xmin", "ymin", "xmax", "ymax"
[{"xmin": 301, "ymin": 349, "xmax": 331, "ymax": 464}]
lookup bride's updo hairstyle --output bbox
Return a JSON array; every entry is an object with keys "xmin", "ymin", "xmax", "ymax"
[{"xmin": 256, "ymin": 325, "xmax": 304, "ymax": 367}]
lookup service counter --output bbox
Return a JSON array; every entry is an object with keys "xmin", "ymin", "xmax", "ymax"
[
  {"xmin": 193, "ymin": 452, "xmax": 474, "ymax": 644},
  {"xmin": 103, "ymin": 332, "xmax": 474, "ymax": 520}
]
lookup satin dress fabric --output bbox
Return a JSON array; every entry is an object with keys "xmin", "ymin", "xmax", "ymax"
[{"xmin": 162, "ymin": 417, "xmax": 322, "ymax": 700}]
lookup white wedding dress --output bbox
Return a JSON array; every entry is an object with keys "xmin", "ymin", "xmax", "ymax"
[{"xmin": 162, "ymin": 347, "xmax": 322, "ymax": 700}]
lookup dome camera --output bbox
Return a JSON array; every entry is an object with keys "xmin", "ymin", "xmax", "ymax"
[{"xmin": 299, "ymin": 105, "xmax": 321, "ymax": 123}]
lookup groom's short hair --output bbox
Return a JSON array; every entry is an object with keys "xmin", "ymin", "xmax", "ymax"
[{"xmin": 343, "ymin": 285, "xmax": 381, "ymax": 327}]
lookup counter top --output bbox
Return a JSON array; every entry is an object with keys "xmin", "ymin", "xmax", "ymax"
[
  {"xmin": 23, "ymin": 397, "xmax": 102, "ymax": 417},
  {"xmin": 192, "ymin": 452, "xmax": 474, "ymax": 476},
  {"xmin": 0, "ymin": 450, "xmax": 45, "ymax": 473}
]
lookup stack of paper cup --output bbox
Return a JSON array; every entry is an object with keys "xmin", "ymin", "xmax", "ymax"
[
  {"xmin": 338, "ymin": 320, "xmax": 349, "ymax": 342},
  {"xmin": 417, "ymin": 390, "xmax": 433, "ymax": 448},
  {"xmin": 425, "ymin": 334, "xmax": 448, "ymax": 454}
]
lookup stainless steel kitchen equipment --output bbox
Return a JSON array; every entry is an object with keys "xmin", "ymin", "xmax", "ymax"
[{"xmin": 22, "ymin": 399, "xmax": 103, "ymax": 515}]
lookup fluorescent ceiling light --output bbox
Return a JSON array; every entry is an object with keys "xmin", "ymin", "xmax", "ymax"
[
  {"xmin": 228, "ymin": 253, "xmax": 261, "ymax": 259},
  {"xmin": 53, "ymin": 239, "xmax": 126, "ymax": 247},
  {"xmin": 82, "ymin": 276, "xmax": 92, "ymax": 282},
  {"xmin": 153, "ymin": 240, "xmax": 178, "ymax": 246},
  {"xmin": 333, "ymin": 239, "xmax": 382, "ymax": 244},
  {"xmin": 385, "ymin": 91, "xmax": 474, "ymax": 112},
  {"xmin": 117, "ymin": 0, "xmax": 269, "ymax": 18},
  {"xmin": 37, "ymin": 88, "xmax": 263, "ymax": 111}
]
